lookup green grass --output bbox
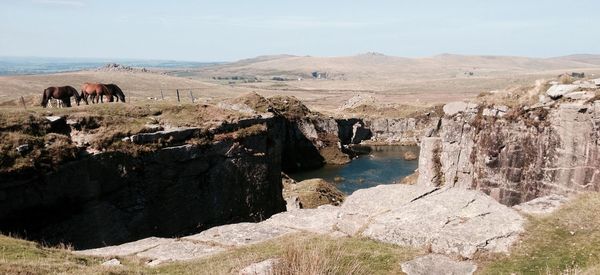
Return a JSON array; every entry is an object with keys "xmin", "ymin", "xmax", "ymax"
[
  {"xmin": 478, "ymin": 193, "xmax": 600, "ymax": 274},
  {"xmin": 0, "ymin": 234, "xmax": 104, "ymax": 274}
]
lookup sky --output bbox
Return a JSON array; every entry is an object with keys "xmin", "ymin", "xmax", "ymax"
[{"xmin": 1, "ymin": 0, "xmax": 599, "ymax": 62}]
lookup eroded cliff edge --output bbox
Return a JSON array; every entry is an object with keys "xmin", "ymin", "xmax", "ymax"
[{"xmin": 0, "ymin": 93, "xmax": 358, "ymax": 249}]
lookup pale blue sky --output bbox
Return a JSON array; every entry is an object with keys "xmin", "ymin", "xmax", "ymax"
[{"xmin": 1, "ymin": 0, "xmax": 599, "ymax": 61}]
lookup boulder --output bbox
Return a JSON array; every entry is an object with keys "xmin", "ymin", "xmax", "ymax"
[
  {"xmin": 403, "ymin": 151, "xmax": 418, "ymax": 161},
  {"xmin": 239, "ymin": 258, "xmax": 279, "ymax": 275},
  {"xmin": 401, "ymin": 254, "xmax": 477, "ymax": 275},
  {"xmin": 513, "ymin": 194, "xmax": 569, "ymax": 215},
  {"xmin": 564, "ymin": 91, "xmax": 595, "ymax": 100},
  {"xmin": 101, "ymin": 258, "xmax": 122, "ymax": 267},
  {"xmin": 352, "ymin": 185, "xmax": 524, "ymax": 258},
  {"xmin": 339, "ymin": 94, "xmax": 376, "ymax": 110},
  {"xmin": 443, "ymin": 102, "xmax": 478, "ymax": 116},
  {"xmin": 546, "ymin": 84, "xmax": 579, "ymax": 99},
  {"xmin": 283, "ymin": 178, "xmax": 345, "ymax": 209}
]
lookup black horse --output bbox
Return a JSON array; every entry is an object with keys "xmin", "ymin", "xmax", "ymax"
[
  {"xmin": 105, "ymin": 84, "xmax": 126, "ymax": 102},
  {"xmin": 41, "ymin": 86, "xmax": 81, "ymax": 108}
]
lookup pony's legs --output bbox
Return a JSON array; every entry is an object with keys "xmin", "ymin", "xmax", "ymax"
[{"xmin": 63, "ymin": 98, "xmax": 71, "ymax": 107}]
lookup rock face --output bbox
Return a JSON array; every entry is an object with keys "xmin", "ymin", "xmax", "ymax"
[
  {"xmin": 0, "ymin": 117, "xmax": 287, "ymax": 249},
  {"xmin": 283, "ymin": 117, "xmax": 350, "ymax": 170},
  {"xmin": 78, "ymin": 184, "xmax": 524, "ymax": 262},
  {"xmin": 237, "ymin": 94, "xmax": 351, "ymax": 171},
  {"xmin": 418, "ymin": 100, "xmax": 600, "ymax": 205},
  {"xmin": 337, "ymin": 115, "xmax": 440, "ymax": 145}
]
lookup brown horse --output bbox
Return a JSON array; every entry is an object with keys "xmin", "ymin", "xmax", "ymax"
[
  {"xmin": 41, "ymin": 86, "xmax": 81, "ymax": 108},
  {"xmin": 80, "ymin": 83, "xmax": 112, "ymax": 104}
]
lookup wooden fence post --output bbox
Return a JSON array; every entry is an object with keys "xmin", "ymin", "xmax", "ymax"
[
  {"xmin": 176, "ymin": 89, "xmax": 180, "ymax": 102},
  {"xmin": 189, "ymin": 90, "xmax": 194, "ymax": 103},
  {"xmin": 160, "ymin": 90, "xmax": 164, "ymax": 100},
  {"xmin": 20, "ymin": 96, "xmax": 27, "ymax": 109}
]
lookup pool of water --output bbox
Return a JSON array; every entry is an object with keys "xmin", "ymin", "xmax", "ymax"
[{"xmin": 289, "ymin": 146, "xmax": 419, "ymax": 194}]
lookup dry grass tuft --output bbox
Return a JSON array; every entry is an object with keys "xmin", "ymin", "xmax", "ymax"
[
  {"xmin": 273, "ymin": 238, "xmax": 366, "ymax": 275},
  {"xmin": 559, "ymin": 74, "xmax": 574, "ymax": 84}
]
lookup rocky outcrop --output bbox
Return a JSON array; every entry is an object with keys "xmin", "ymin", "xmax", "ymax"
[
  {"xmin": 418, "ymin": 99, "xmax": 600, "ymax": 205},
  {"xmin": 78, "ymin": 184, "xmax": 524, "ymax": 263},
  {"xmin": 223, "ymin": 93, "xmax": 351, "ymax": 170}
]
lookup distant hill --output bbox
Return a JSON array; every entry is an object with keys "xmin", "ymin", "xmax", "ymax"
[{"xmin": 194, "ymin": 53, "xmax": 600, "ymax": 80}]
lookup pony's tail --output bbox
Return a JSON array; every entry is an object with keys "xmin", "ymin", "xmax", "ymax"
[{"xmin": 41, "ymin": 89, "xmax": 48, "ymax": 107}]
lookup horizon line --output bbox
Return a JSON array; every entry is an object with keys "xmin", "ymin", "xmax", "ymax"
[{"xmin": 1, "ymin": 52, "xmax": 599, "ymax": 64}]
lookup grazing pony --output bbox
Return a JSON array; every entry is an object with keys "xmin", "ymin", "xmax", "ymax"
[
  {"xmin": 104, "ymin": 83, "xmax": 126, "ymax": 102},
  {"xmin": 41, "ymin": 86, "xmax": 81, "ymax": 108},
  {"xmin": 80, "ymin": 83, "xmax": 112, "ymax": 104}
]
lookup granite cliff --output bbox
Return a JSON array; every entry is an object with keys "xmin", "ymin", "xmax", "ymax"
[{"xmin": 418, "ymin": 83, "xmax": 600, "ymax": 205}]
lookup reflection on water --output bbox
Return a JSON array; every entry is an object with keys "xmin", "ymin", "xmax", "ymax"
[{"xmin": 290, "ymin": 146, "xmax": 419, "ymax": 194}]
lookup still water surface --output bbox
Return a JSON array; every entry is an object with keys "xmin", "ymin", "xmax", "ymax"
[{"xmin": 290, "ymin": 146, "xmax": 418, "ymax": 194}]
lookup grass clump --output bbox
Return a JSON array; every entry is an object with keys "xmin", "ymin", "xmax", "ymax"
[
  {"xmin": 559, "ymin": 74, "xmax": 574, "ymax": 84},
  {"xmin": 478, "ymin": 193, "xmax": 600, "ymax": 274}
]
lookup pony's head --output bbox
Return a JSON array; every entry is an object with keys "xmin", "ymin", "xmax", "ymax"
[
  {"xmin": 74, "ymin": 93, "xmax": 82, "ymax": 106},
  {"xmin": 80, "ymin": 91, "xmax": 89, "ymax": 105}
]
